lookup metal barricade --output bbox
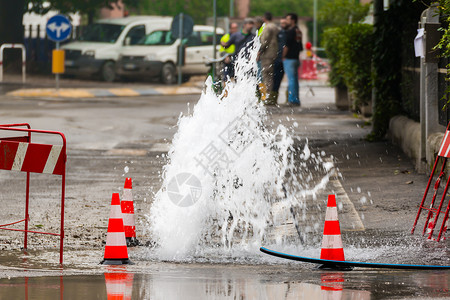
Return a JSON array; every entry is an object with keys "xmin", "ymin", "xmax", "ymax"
[
  {"xmin": 412, "ymin": 123, "xmax": 450, "ymax": 241},
  {"xmin": 0, "ymin": 123, "xmax": 66, "ymax": 264},
  {"xmin": 0, "ymin": 43, "xmax": 26, "ymax": 83}
]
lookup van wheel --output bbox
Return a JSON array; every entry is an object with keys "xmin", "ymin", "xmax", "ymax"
[
  {"xmin": 161, "ymin": 63, "xmax": 176, "ymax": 85},
  {"xmin": 101, "ymin": 61, "xmax": 116, "ymax": 82}
]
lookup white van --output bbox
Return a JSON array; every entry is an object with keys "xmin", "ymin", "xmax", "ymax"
[
  {"xmin": 116, "ymin": 25, "xmax": 224, "ymax": 84},
  {"xmin": 62, "ymin": 16, "xmax": 172, "ymax": 81}
]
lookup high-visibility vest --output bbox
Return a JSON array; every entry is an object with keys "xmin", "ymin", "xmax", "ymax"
[
  {"xmin": 219, "ymin": 33, "xmax": 235, "ymax": 54},
  {"xmin": 258, "ymin": 23, "xmax": 265, "ymax": 37}
]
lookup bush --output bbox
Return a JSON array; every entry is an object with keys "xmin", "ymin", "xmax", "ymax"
[
  {"xmin": 323, "ymin": 23, "xmax": 374, "ymax": 108},
  {"xmin": 323, "ymin": 27, "xmax": 345, "ymax": 88}
]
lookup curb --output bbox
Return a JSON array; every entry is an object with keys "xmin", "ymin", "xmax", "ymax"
[
  {"xmin": 6, "ymin": 86, "xmax": 203, "ymax": 98},
  {"xmin": 389, "ymin": 115, "xmax": 444, "ymax": 173}
]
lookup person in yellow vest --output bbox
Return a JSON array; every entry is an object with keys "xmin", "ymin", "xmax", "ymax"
[
  {"xmin": 220, "ymin": 22, "xmax": 238, "ymax": 54},
  {"xmin": 220, "ymin": 22, "xmax": 238, "ymax": 80},
  {"xmin": 255, "ymin": 17, "xmax": 264, "ymax": 37}
]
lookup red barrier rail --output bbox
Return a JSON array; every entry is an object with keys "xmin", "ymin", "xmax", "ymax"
[
  {"xmin": 0, "ymin": 123, "xmax": 66, "ymax": 264},
  {"xmin": 412, "ymin": 123, "xmax": 450, "ymax": 241}
]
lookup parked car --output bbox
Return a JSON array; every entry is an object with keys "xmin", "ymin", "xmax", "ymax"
[
  {"xmin": 116, "ymin": 25, "xmax": 224, "ymax": 84},
  {"xmin": 62, "ymin": 16, "xmax": 173, "ymax": 82}
]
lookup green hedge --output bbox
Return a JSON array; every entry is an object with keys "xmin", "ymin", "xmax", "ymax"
[
  {"xmin": 323, "ymin": 23, "xmax": 374, "ymax": 108},
  {"xmin": 323, "ymin": 27, "xmax": 345, "ymax": 88}
]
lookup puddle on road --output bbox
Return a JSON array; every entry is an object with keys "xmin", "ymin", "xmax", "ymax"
[
  {"xmin": 0, "ymin": 230, "xmax": 449, "ymax": 299},
  {"xmin": 0, "ymin": 264, "xmax": 449, "ymax": 299}
]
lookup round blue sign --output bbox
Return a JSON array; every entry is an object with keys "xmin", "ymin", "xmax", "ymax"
[{"xmin": 46, "ymin": 15, "xmax": 72, "ymax": 42}]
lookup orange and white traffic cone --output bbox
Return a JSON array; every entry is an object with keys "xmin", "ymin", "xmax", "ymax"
[
  {"xmin": 101, "ymin": 193, "xmax": 132, "ymax": 265},
  {"xmin": 121, "ymin": 178, "xmax": 139, "ymax": 247},
  {"xmin": 320, "ymin": 195, "xmax": 345, "ymax": 262}
]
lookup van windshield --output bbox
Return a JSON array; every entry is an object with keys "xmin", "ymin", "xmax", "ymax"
[
  {"xmin": 79, "ymin": 24, "xmax": 125, "ymax": 43},
  {"xmin": 137, "ymin": 30, "xmax": 176, "ymax": 45}
]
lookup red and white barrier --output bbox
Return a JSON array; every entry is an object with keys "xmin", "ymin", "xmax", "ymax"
[
  {"xmin": 0, "ymin": 123, "xmax": 67, "ymax": 264},
  {"xmin": 0, "ymin": 141, "xmax": 65, "ymax": 175},
  {"xmin": 438, "ymin": 130, "xmax": 450, "ymax": 157},
  {"xmin": 412, "ymin": 123, "xmax": 450, "ymax": 242},
  {"xmin": 299, "ymin": 59, "xmax": 318, "ymax": 80}
]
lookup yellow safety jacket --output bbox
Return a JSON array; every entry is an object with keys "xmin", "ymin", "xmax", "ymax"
[
  {"xmin": 220, "ymin": 33, "xmax": 235, "ymax": 54},
  {"xmin": 258, "ymin": 23, "xmax": 265, "ymax": 37}
]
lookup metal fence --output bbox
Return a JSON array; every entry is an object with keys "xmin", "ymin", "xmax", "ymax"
[
  {"xmin": 438, "ymin": 57, "xmax": 450, "ymax": 127},
  {"xmin": 401, "ymin": 54, "xmax": 450, "ymax": 127},
  {"xmin": 400, "ymin": 21, "xmax": 450, "ymax": 127},
  {"xmin": 21, "ymin": 24, "xmax": 82, "ymax": 72},
  {"xmin": 401, "ymin": 55, "xmax": 421, "ymax": 123}
]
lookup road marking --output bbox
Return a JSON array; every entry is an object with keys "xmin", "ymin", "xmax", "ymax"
[
  {"xmin": 149, "ymin": 143, "xmax": 171, "ymax": 152},
  {"xmin": 269, "ymin": 159, "xmax": 365, "ymax": 241},
  {"xmin": 108, "ymin": 88, "xmax": 140, "ymax": 97},
  {"xmin": 328, "ymin": 174, "xmax": 365, "ymax": 231}
]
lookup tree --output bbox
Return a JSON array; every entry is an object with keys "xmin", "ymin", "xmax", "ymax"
[
  {"xmin": 319, "ymin": 0, "xmax": 370, "ymax": 27},
  {"xmin": 27, "ymin": 0, "xmax": 139, "ymax": 24},
  {"xmin": 0, "ymin": 0, "xmax": 25, "ymax": 70},
  {"xmin": 137, "ymin": 0, "xmax": 230, "ymax": 24},
  {"xmin": 249, "ymin": 0, "xmax": 314, "ymax": 18},
  {"xmin": 0, "ymin": 0, "xmax": 25, "ymax": 44}
]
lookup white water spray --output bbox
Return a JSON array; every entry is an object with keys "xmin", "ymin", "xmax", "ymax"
[{"xmin": 147, "ymin": 37, "xmax": 333, "ymax": 261}]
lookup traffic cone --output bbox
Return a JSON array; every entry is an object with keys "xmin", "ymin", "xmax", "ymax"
[
  {"xmin": 320, "ymin": 195, "xmax": 345, "ymax": 261},
  {"xmin": 121, "ymin": 178, "xmax": 139, "ymax": 246},
  {"xmin": 101, "ymin": 193, "xmax": 132, "ymax": 265}
]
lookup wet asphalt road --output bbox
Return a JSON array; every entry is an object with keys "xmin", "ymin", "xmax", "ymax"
[{"xmin": 0, "ymin": 84, "xmax": 449, "ymax": 299}]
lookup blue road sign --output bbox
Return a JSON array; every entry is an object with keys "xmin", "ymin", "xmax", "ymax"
[{"xmin": 46, "ymin": 15, "xmax": 72, "ymax": 42}]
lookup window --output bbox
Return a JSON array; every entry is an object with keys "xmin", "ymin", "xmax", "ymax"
[
  {"xmin": 184, "ymin": 32, "xmax": 201, "ymax": 47},
  {"xmin": 79, "ymin": 24, "xmax": 125, "ymax": 43},
  {"xmin": 199, "ymin": 31, "xmax": 214, "ymax": 46},
  {"xmin": 197, "ymin": 31, "xmax": 224, "ymax": 46},
  {"xmin": 126, "ymin": 25, "xmax": 146, "ymax": 45},
  {"xmin": 138, "ymin": 31, "xmax": 176, "ymax": 46}
]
